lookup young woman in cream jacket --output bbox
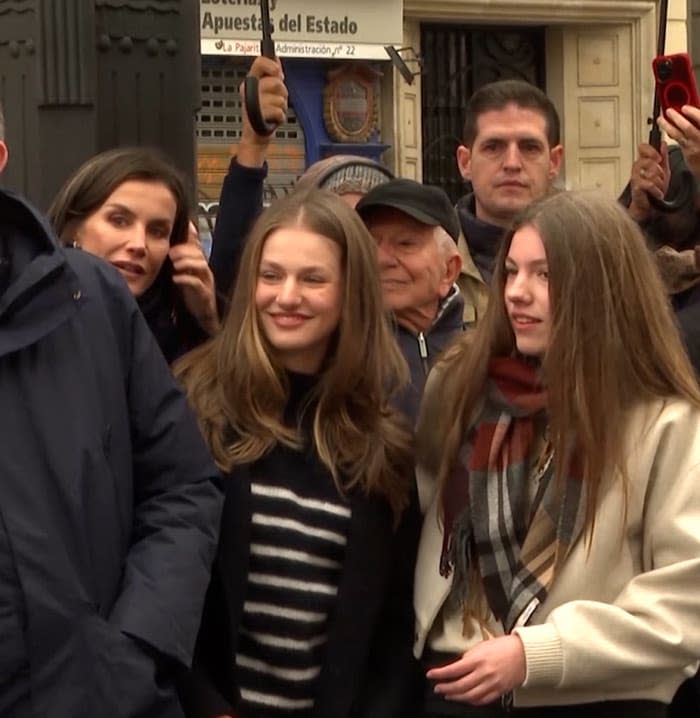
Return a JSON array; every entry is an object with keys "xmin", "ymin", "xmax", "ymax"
[{"xmin": 413, "ymin": 190, "xmax": 700, "ymax": 718}]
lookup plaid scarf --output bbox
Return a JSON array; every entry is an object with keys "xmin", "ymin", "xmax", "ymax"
[{"xmin": 440, "ymin": 356, "xmax": 586, "ymax": 632}]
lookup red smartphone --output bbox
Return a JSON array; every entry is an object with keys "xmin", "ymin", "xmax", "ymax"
[{"xmin": 652, "ymin": 52, "xmax": 700, "ymax": 118}]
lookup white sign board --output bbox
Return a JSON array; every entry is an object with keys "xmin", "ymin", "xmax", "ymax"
[{"xmin": 200, "ymin": 0, "xmax": 403, "ymax": 60}]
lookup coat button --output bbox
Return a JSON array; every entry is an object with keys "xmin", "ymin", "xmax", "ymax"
[{"xmin": 73, "ymin": 290, "xmax": 82, "ymax": 301}]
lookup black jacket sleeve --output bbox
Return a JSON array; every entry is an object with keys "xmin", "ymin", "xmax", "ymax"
[
  {"xmin": 209, "ymin": 157, "xmax": 267, "ymax": 306},
  {"xmin": 352, "ymin": 488, "xmax": 423, "ymax": 718},
  {"xmin": 675, "ymin": 290, "xmax": 700, "ymax": 377},
  {"xmin": 178, "ymin": 566, "xmax": 239, "ymax": 718},
  {"xmin": 108, "ymin": 300, "xmax": 224, "ymax": 668}
]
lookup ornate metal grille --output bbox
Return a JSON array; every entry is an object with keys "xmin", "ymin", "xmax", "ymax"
[{"xmin": 421, "ymin": 25, "xmax": 546, "ymax": 203}]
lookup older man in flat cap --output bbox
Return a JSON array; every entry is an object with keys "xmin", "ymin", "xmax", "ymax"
[{"xmin": 357, "ymin": 179, "xmax": 464, "ymax": 423}]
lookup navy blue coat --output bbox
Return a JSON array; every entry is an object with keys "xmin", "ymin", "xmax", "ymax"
[{"xmin": 0, "ymin": 189, "xmax": 223, "ymax": 718}]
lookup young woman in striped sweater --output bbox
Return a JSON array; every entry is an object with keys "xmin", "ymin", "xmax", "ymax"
[{"xmin": 176, "ymin": 189, "xmax": 420, "ymax": 718}]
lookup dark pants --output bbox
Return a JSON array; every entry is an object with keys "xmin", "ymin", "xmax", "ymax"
[
  {"xmin": 669, "ymin": 674, "xmax": 700, "ymax": 718},
  {"xmin": 422, "ymin": 692, "xmax": 666, "ymax": 718}
]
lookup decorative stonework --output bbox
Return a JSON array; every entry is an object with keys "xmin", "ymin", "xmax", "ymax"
[
  {"xmin": 95, "ymin": 0, "xmax": 179, "ymax": 10},
  {"xmin": 578, "ymin": 96, "xmax": 620, "ymax": 148},
  {"xmin": 394, "ymin": 0, "xmax": 659, "ymax": 191},
  {"xmin": 579, "ymin": 157, "xmax": 620, "ymax": 192},
  {"xmin": 0, "ymin": 0, "xmax": 33, "ymax": 14},
  {"xmin": 38, "ymin": 0, "xmax": 94, "ymax": 104},
  {"xmin": 404, "ymin": 0, "xmax": 656, "ymax": 22},
  {"xmin": 577, "ymin": 34, "xmax": 618, "ymax": 86},
  {"xmin": 0, "ymin": 0, "xmax": 35, "ymax": 59}
]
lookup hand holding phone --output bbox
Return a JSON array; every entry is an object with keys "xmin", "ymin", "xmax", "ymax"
[{"xmin": 653, "ymin": 52, "xmax": 700, "ymax": 119}]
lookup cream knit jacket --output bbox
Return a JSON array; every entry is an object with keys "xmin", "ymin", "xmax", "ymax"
[{"xmin": 414, "ymin": 398, "xmax": 700, "ymax": 707}]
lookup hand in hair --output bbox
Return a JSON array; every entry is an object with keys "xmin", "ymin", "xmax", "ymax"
[
  {"xmin": 426, "ymin": 635, "xmax": 526, "ymax": 705},
  {"xmin": 627, "ymin": 141, "xmax": 671, "ymax": 222},
  {"xmin": 238, "ymin": 55, "xmax": 288, "ymax": 166},
  {"xmin": 170, "ymin": 222, "xmax": 220, "ymax": 336}
]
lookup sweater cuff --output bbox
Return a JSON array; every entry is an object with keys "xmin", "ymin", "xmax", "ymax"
[
  {"xmin": 512, "ymin": 622, "xmax": 563, "ymax": 688},
  {"xmin": 229, "ymin": 155, "xmax": 268, "ymax": 179}
]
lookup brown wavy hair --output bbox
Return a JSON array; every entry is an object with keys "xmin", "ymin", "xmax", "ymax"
[
  {"xmin": 419, "ymin": 190, "xmax": 700, "ymax": 529},
  {"xmin": 175, "ymin": 189, "xmax": 413, "ymax": 520},
  {"xmin": 48, "ymin": 146, "xmax": 191, "ymax": 252}
]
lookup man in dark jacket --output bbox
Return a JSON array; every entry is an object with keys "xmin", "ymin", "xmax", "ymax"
[
  {"xmin": 356, "ymin": 179, "xmax": 464, "ymax": 424},
  {"xmin": 0, "ymin": 186, "xmax": 223, "ymax": 717},
  {"xmin": 622, "ymin": 117, "xmax": 700, "ymax": 381},
  {"xmin": 454, "ymin": 80, "xmax": 564, "ymax": 324}
]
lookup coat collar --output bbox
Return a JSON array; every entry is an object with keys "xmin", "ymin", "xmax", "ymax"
[{"xmin": 0, "ymin": 190, "xmax": 79, "ymax": 358}]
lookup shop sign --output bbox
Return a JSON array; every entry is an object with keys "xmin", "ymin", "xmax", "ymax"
[{"xmin": 200, "ymin": 0, "xmax": 403, "ymax": 60}]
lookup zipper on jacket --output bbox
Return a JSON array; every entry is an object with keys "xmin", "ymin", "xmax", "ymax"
[{"xmin": 418, "ymin": 332, "xmax": 429, "ymax": 374}]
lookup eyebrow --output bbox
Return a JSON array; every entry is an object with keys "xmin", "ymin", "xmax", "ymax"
[
  {"xmin": 103, "ymin": 203, "xmax": 173, "ymax": 226},
  {"xmin": 478, "ymin": 134, "xmax": 545, "ymax": 145},
  {"xmin": 259, "ymin": 260, "xmax": 331, "ymax": 273},
  {"xmin": 104, "ymin": 203, "xmax": 134, "ymax": 214},
  {"xmin": 505, "ymin": 257, "xmax": 548, "ymax": 269}
]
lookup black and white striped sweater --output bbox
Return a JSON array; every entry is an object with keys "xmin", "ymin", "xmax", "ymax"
[{"xmin": 234, "ymin": 374, "xmax": 351, "ymax": 717}]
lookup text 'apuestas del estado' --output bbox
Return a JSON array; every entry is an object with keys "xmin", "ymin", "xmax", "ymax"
[{"xmin": 201, "ymin": 12, "xmax": 360, "ymax": 36}]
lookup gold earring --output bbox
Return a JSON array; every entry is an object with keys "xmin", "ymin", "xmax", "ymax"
[{"xmin": 72, "ymin": 239, "xmax": 80, "ymax": 249}]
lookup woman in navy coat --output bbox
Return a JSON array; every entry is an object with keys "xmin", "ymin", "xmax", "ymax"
[{"xmin": 0, "ymin": 188, "xmax": 222, "ymax": 718}]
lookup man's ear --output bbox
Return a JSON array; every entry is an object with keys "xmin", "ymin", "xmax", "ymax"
[
  {"xmin": 548, "ymin": 143, "xmax": 564, "ymax": 180},
  {"xmin": 445, "ymin": 251, "xmax": 462, "ymax": 284},
  {"xmin": 439, "ymin": 251, "xmax": 463, "ymax": 299},
  {"xmin": 0, "ymin": 141, "xmax": 7, "ymax": 175},
  {"xmin": 456, "ymin": 145, "xmax": 472, "ymax": 181}
]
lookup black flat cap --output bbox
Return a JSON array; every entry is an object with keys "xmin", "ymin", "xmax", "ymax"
[{"xmin": 355, "ymin": 178, "xmax": 461, "ymax": 242}]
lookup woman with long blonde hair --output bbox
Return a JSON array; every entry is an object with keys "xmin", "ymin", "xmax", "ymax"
[
  {"xmin": 176, "ymin": 189, "xmax": 420, "ymax": 718},
  {"xmin": 413, "ymin": 190, "xmax": 700, "ymax": 717}
]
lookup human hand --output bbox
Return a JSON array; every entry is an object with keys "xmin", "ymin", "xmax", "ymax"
[
  {"xmin": 628, "ymin": 142, "xmax": 671, "ymax": 221},
  {"xmin": 658, "ymin": 105, "xmax": 700, "ymax": 179},
  {"xmin": 239, "ymin": 55, "xmax": 288, "ymax": 162},
  {"xmin": 426, "ymin": 635, "xmax": 526, "ymax": 705},
  {"xmin": 170, "ymin": 221, "xmax": 219, "ymax": 336}
]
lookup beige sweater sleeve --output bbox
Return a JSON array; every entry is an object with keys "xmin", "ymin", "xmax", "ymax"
[{"xmin": 514, "ymin": 455, "xmax": 700, "ymax": 693}]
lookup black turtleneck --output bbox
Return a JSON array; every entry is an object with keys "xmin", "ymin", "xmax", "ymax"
[
  {"xmin": 455, "ymin": 193, "xmax": 508, "ymax": 284},
  {"xmin": 282, "ymin": 370, "xmax": 320, "ymax": 428},
  {"xmin": 137, "ymin": 273, "xmax": 208, "ymax": 364}
]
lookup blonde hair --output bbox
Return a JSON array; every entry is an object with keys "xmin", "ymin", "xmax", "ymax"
[
  {"xmin": 419, "ymin": 190, "xmax": 700, "ymax": 528},
  {"xmin": 176, "ymin": 189, "xmax": 413, "ymax": 520}
]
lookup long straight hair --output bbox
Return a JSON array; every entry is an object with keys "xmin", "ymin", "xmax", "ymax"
[
  {"xmin": 176, "ymin": 189, "xmax": 413, "ymax": 520},
  {"xmin": 420, "ymin": 190, "xmax": 700, "ymax": 528}
]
